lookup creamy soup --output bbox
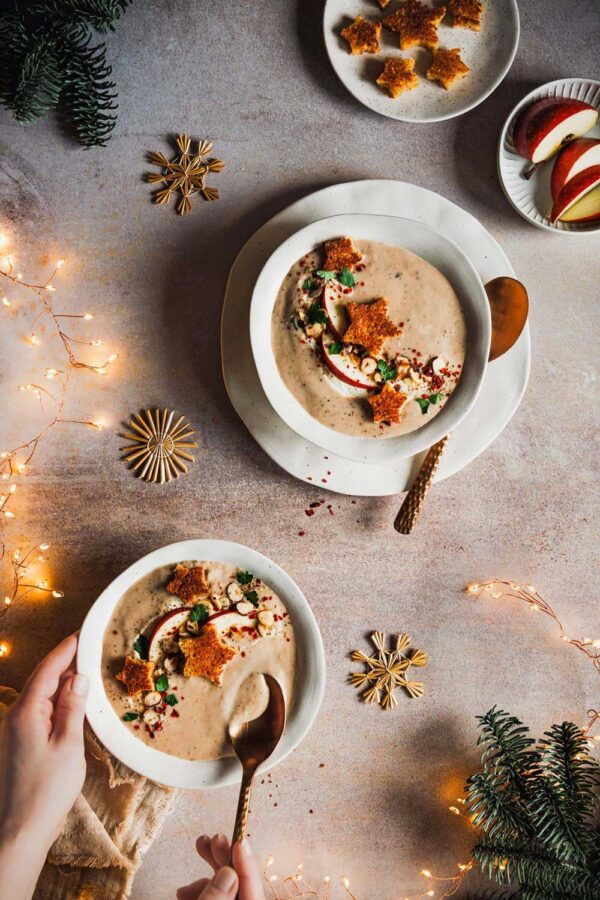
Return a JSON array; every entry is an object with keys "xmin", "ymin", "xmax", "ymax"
[
  {"xmin": 271, "ymin": 238, "xmax": 467, "ymax": 437},
  {"xmin": 102, "ymin": 561, "xmax": 296, "ymax": 761}
]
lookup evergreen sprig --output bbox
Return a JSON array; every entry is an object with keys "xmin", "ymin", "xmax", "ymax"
[
  {"xmin": 466, "ymin": 708, "xmax": 600, "ymax": 899},
  {"xmin": 0, "ymin": 0, "xmax": 132, "ymax": 147}
]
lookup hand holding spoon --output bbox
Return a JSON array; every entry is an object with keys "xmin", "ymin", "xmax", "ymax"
[
  {"xmin": 229, "ymin": 674, "xmax": 286, "ymax": 854},
  {"xmin": 394, "ymin": 277, "xmax": 529, "ymax": 534}
]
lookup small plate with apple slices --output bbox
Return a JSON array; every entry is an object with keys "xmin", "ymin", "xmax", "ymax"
[{"xmin": 498, "ymin": 77, "xmax": 600, "ymax": 234}]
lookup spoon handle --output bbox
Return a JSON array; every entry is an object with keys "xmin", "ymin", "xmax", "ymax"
[
  {"xmin": 231, "ymin": 769, "xmax": 254, "ymax": 849},
  {"xmin": 394, "ymin": 434, "xmax": 450, "ymax": 534}
]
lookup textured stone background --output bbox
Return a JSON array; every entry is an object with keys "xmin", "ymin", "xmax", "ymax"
[{"xmin": 0, "ymin": 1, "xmax": 598, "ymax": 897}]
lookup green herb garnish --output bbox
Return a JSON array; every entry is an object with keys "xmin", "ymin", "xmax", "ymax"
[
  {"xmin": 155, "ymin": 674, "xmax": 169, "ymax": 692},
  {"xmin": 236, "ymin": 571, "xmax": 253, "ymax": 585},
  {"xmin": 165, "ymin": 693, "xmax": 179, "ymax": 706},
  {"xmin": 189, "ymin": 604, "xmax": 210, "ymax": 624},
  {"xmin": 133, "ymin": 635, "xmax": 149, "ymax": 660},
  {"xmin": 123, "ymin": 712, "xmax": 139, "ymax": 722},
  {"xmin": 245, "ymin": 590, "xmax": 260, "ymax": 607},
  {"xmin": 302, "ymin": 277, "xmax": 315, "ymax": 291},
  {"xmin": 316, "ymin": 270, "xmax": 336, "ymax": 281},
  {"xmin": 377, "ymin": 359, "xmax": 397, "ymax": 382},
  {"xmin": 338, "ymin": 267, "xmax": 356, "ymax": 288},
  {"xmin": 429, "ymin": 392, "xmax": 443, "ymax": 405},
  {"xmin": 416, "ymin": 397, "xmax": 431, "ymax": 414},
  {"xmin": 307, "ymin": 301, "xmax": 327, "ymax": 326},
  {"xmin": 329, "ymin": 341, "xmax": 343, "ymax": 355}
]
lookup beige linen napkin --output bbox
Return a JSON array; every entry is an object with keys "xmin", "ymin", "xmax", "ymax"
[{"xmin": 0, "ymin": 686, "xmax": 174, "ymax": 900}]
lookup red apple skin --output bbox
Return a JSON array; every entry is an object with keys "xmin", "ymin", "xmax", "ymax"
[
  {"xmin": 550, "ymin": 165, "xmax": 600, "ymax": 223},
  {"xmin": 320, "ymin": 284, "xmax": 345, "ymax": 342},
  {"xmin": 551, "ymin": 138, "xmax": 600, "ymax": 200},
  {"xmin": 513, "ymin": 98, "xmax": 598, "ymax": 163},
  {"xmin": 148, "ymin": 608, "xmax": 191, "ymax": 659},
  {"xmin": 320, "ymin": 336, "xmax": 375, "ymax": 390}
]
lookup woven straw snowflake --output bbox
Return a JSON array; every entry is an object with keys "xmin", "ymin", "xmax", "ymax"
[
  {"xmin": 147, "ymin": 133, "xmax": 225, "ymax": 215},
  {"xmin": 350, "ymin": 631, "xmax": 428, "ymax": 710},
  {"xmin": 120, "ymin": 408, "xmax": 197, "ymax": 483}
]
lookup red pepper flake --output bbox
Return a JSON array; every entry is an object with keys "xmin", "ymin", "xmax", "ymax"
[
  {"xmin": 134, "ymin": 724, "xmax": 140, "ymax": 731},
  {"xmin": 309, "ymin": 809, "xmax": 314, "ymax": 814},
  {"xmin": 321, "ymin": 479, "xmax": 327, "ymax": 483},
  {"xmin": 351, "ymin": 500, "xmax": 357, "ymax": 504},
  {"xmin": 327, "ymin": 505, "xmax": 334, "ymax": 515},
  {"xmin": 298, "ymin": 531, "xmax": 306, "ymax": 536},
  {"xmin": 327, "ymin": 470, "xmax": 331, "ymax": 475},
  {"xmin": 319, "ymin": 763, "xmax": 325, "ymax": 768},
  {"xmin": 171, "ymin": 709, "xmax": 180, "ymax": 718},
  {"xmin": 307, "ymin": 476, "xmax": 312, "ymax": 481},
  {"xmin": 305, "ymin": 508, "xmax": 315, "ymax": 517},
  {"xmin": 112, "ymin": 629, "xmax": 118, "ymax": 635},
  {"xmin": 241, "ymin": 651, "xmax": 246, "ymax": 658},
  {"xmin": 309, "ymin": 501, "xmax": 323, "ymax": 508}
]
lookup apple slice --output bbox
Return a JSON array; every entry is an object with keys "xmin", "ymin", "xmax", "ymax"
[
  {"xmin": 557, "ymin": 183, "xmax": 600, "ymax": 223},
  {"xmin": 513, "ymin": 98, "xmax": 598, "ymax": 165},
  {"xmin": 551, "ymin": 138, "xmax": 600, "ymax": 200},
  {"xmin": 148, "ymin": 608, "xmax": 191, "ymax": 661},
  {"xmin": 320, "ymin": 335, "xmax": 376, "ymax": 390},
  {"xmin": 321, "ymin": 284, "xmax": 348, "ymax": 342},
  {"xmin": 551, "ymin": 165, "xmax": 600, "ymax": 223}
]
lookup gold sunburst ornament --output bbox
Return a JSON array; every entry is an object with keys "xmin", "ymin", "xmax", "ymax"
[
  {"xmin": 349, "ymin": 631, "xmax": 428, "ymax": 710},
  {"xmin": 121, "ymin": 409, "xmax": 197, "ymax": 483},
  {"xmin": 147, "ymin": 133, "xmax": 225, "ymax": 215}
]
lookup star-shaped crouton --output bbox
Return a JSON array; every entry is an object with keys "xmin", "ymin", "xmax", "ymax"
[
  {"xmin": 426, "ymin": 48, "xmax": 470, "ymax": 89},
  {"xmin": 323, "ymin": 237, "xmax": 363, "ymax": 272},
  {"xmin": 166, "ymin": 564, "xmax": 209, "ymax": 602},
  {"xmin": 368, "ymin": 383, "xmax": 407, "ymax": 424},
  {"xmin": 179, "ymin": 624, "xmax": 237, "ymax": 685},
  {"xmin": 343, "ymin": 298, "xmax": 401, "ymax": 355},
  {"xmin": 341, "ymin": 16, "xmax": 382, "ymax": 54},
  {"xmin": 376, "ymin": 57, "xmax": 419, "ymax": 98},
  {"xmin": 383, "ymin": 0, "xmax": 446, "ymax": 49},
  {"xmin": 449, "ymin": 0, "xmax": 483, "ymax": 30},
  {"xmin": 116, "ymin": 656, "xmax": 156, "ymax": 696},
  {"xmin": 376, "ymin": 0, "xmax": 392, "ymax": 7}
]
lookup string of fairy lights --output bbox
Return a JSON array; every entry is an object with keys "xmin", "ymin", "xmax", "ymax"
[{"xmin": 0, "ymin": 229, "xmax": 117, "ymax": 659}]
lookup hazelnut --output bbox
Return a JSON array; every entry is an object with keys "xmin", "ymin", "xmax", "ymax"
[
  {"xmin": 187, "ymin": 619, "xmax": 200, "ymax": 634},
  {"xmin": 257, "ymin": 609, "xmax": 274, "ymax": 628},
  {"xmin": 305, "ymin": 322, "xmax": 324, "ymax": 339},
  {"xmin": 143, "ymin": 709, "xmax": 160, "ymax": 726},
  {"xmin": 236, "ymin": 600, "xmax": 254, "ymax": 616},
  {"xmin": 360, "ymin": 357, "xmax": 377, "ymax": 375},
  {"xmin": 164, "ymin": 656, "xmax": 178, "ymax": 674},
  {"xmin": 143, "ymin": 691, "xmax": 161, "ymax": 707},
  {"xmin": 226, "ymin": 582, "xmax": 244, "ymax": 603}
]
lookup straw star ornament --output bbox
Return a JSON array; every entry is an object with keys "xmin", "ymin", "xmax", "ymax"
[
  {"xmin": 350, "ymin": 631, "xmax": 428, "ymax": 710},
  {"xmin": 121, "ymin": 409, "xmax": 197, "ymax": 483},
  {"xmin": 147, "ymin": 134, "xmax": 225, "ymax": 215}
]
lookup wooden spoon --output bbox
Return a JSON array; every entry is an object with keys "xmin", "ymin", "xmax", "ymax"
[
  {"xmin": 229, "ymin": 674, "xmax": 286, "ymax": 853},
  {"xmin": 394, "ymin": 277, "xmax": 529, "ymax": 534}
]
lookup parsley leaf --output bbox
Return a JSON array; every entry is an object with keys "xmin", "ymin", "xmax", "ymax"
[
  {"xmin": 189, "ymin": 603, "xmax": 210, "ymax": 624},
  {"xmin": 329, "ymin": 341, "xmax": 343, "ymax": 355},
  {"xmin": 245, "ymin": 590, "xmax": 260, "ymax": 607},
  {"xmin": 338, "ymin": 267, "xmax": 355, "ymax": 288},
  {"xmin": 377, "ymin": 359, "xmax": 397, "ymax": 382},
  {"xmin": 302, "ymin": 277, "xmax": 315, "ymax": 291},
  {"xmin": 316, "ymin": 270, "xmax": 336, "ymax": 281},
  {"xmin": 307, "ymin": 301, "xmax": 327, "ymax": 326},
  {"xmin": 155, "ymin": 674, "xmax": 169, "ymax": 692},
  {"xmin": 429, "ymin": 392, "xmax": 443, "ymax": 405},
  {"xmin": 236, "ymin": 571, "xmax": 253, "ymax": 585},
  {"xmin": 416, "ymin": 397, "xmax": 431, "ymax": 414},
  {"xmin": 165, "ymin": 693, "xmax": 179, "ymax": 706},
  {"xmin": 133, "ymin": 635, "xmax": 149, "ymax": 660},
  {"xmin": 123, "ymin": 712, "xmax": 139, "ymax": 722}
]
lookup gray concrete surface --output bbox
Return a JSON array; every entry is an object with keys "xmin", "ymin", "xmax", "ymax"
[{"xmin": 0, "ymin": 1, "xmax": 598, "ymax": 897}]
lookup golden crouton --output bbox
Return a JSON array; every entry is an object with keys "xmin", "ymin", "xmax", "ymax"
[
  {"xmin": 376, "ymin": 57, "xmax": 419, "ymax": 98},
  {"xmin": 166, "ymin": 564, "xmax": 209, "ymax": 602},
  {"xmin": 323, "ymin": 237, "xmax": 363, "ymax": 272},
  {"xmin": 116, "ymin": 656, "xmax": 156, "ymax": 696},
  {"xmin": 179, "ymin": 624, "xmax": 237, "ymax": 685},
  {"xmin": 368, "ymin": 382, "xmax": 407, "ymax": 424},
  {"xmin": 377, "ymin": 0, "xmax": 392, "ymax": 7},
  {"xmin": 426, "ymin": 47, "xmax": 470, "ymax": 89},
  {"xmin": 343, "ymin": 298, "xmax": 402, "ymax": 356},
  {"xmin": 449, "ymin": 0, "xmax": 483, "ymax": 30},
  {"xmin": 383, "ymin": 0, "xmax": 446, "ymax": 49},
  {"xmin": 341, "ymin": 16, "xmax": 382, "ymax": 54}
]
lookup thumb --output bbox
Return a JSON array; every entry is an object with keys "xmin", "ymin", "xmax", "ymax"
[
  {"xmin": 51, "ymin": 673, "xmax": 88, "ymax": 745},
  {"xmin": 199, "ymin": 868, "xmax": 238, "ymax": 899}
]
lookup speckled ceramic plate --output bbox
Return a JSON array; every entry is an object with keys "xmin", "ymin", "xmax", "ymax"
[
  {"xmin": 221, "ymin": 180, "xmax": 531, "ymax": 496},
  {"xmin": 498, "ymin": 77, "xmax": 600, "ymax": 234},
  {"xmin": 323, "ymin": 0, "xmax": 519, "ymax": 123}
]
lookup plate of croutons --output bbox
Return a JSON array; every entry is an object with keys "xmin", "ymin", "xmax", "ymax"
[{"xmin": 324, "ymin": 0, "xmax": 519, "ymax": 122}]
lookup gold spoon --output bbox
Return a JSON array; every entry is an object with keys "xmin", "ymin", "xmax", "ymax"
[
  {"xmin": 229, "ymin": 674, "xmax": 286, "ymax": 854},
  {"xmin": 394, "ymin": 277, "xmax": 529, "ymax": 534}
]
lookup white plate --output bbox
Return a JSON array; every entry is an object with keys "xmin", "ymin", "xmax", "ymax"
[
  {"xmin": 250, "ymin": 214, "xmax": 491, "ymax": 464},
  {"xmin": 77, "ymin": 540, "xmax": 326, "ymax": 789},
  {"xmin": 323, "ymin": 0, "xmax": 519, "ymax": 123},
  {"xmin": 221, "ymin": 179, "xmax": 531, "ymax": 496},
  {"xmin": 498, "ymin": 77, "xmax": 600, "ymax": 234}
]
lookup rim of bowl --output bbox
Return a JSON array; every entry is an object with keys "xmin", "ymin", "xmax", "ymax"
[
  {"xmin": 497, "ymin": 77, "xmax": 600, "ymax": 235},
  {"xmin": 249, "ymin": 213, "xmax": 491, "ymax": 463},
  {"xmin": 77, "ymin": 539, "xmax": 326, "ymax": 790}
]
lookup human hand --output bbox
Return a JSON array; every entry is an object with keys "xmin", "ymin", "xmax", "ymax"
[
  {"xmin": 0, "ymin": 633, "xmax": 88, "ymax": 852},
  {"xmin": 177, "ymin": 833, "xmax": 265, "ymax": 900}
]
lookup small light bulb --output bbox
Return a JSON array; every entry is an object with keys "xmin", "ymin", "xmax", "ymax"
[
  {"xmin": 45, "ymin": 368, "xmax": 58, "ymax": 379},
  {"xmin": 91, "ymin": 339, "xmax": 102, "ymax": 347},
  {"xmin": 466, "ymin": 583, "xmax": 480, "ymax": 594},
  {"xmin": 449, "ymin": 806, "xmax": 460, "ymax": 815},
  {"xmin": 4, "ymin": 596, "xmax": 12, "ymax": 606},
  {"xmin": 341, "ymin": 877, "xmax": 350, "ymax": 889},
  {"xmin": 45, "ymin": 284, "xmax": 56, "ymax": 292},
  {"xmin": 56, "ymin": 258, "xmax": 65, "ymax": 269},
  {"xmin": 4, "ymin": 510, "xmax": 15, "ymax": 519},
  {"xmin": 421, "ymin": 870, "xmax": 432, "ymax": 878},
  {"xmin": 9, "ymin": 484, "xmax": 16, "ymax": 494},
  {"xmin": 2, "ymin": 296, "xmax": 10, "ymax": 307},
  {"xmin": 16, "ymin": 272, "xmax": 22, "ymax": 280},
  {"xmin": 0, "ymin": 642, "xmax": 10, "ymax": 658},
  {"xmin": 0, "ymin": 234, "xmax": 7, "ymax": 249},
  {"xmin": 95, "ymin": 367, "xmax": 107, "ymax": 376},
  {"xmin": 52, "ymin": 590, "xmax": 64, "ymax": 599},
  {"xmin": 84, "ymin": 313, "xmax": 93, "ymax": 320},
  {"xmin": 29, "ymin": 335, "xmax": 40, "ymax": 346},
  {"xmin": 108, "ymin": 353, "xmax": 117, "ymax": 363},
  {"xmin": 39, "ymin": 543, "xmax": 50, "ymax": 551}
]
